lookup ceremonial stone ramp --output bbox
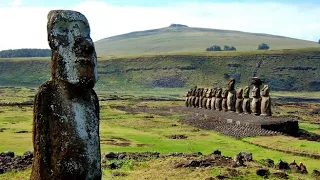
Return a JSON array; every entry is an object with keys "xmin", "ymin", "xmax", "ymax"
[{"xmin": 174, "ymin": 107, "xmax": 299, "ymax": 138}]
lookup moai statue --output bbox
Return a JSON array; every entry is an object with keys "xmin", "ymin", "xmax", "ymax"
[
  {"xmin": 222, "ymin": 89, "xmax": 228, "ymax": 112},
  {"xmin": 251, "ymin": 77, "xmax": 262, "ymax": 116},
  {"xmin": 188, "ymin": 86, "xmax": 197, "ymax": 107},
  {"xmin": 210, "ymin": 88, "xmax": 217, "ymax": 110},
  {"xmin": 242, "ymin": 86, "xmax": 251, "ymax": 114},
  {"xmin": 261, "ymin": 85, "xmax": 272, "ymax": 116},
  {"xmin": 185, "ymin": 89, "xmax": 191, "ymax": 107},
  {"xmin": 194, "ymin": 88, "xmax": 202, "ymax": 108},
  {"xmin": 227, "ymin": 79, "xmax": 236, "ymax": 112},
  {"xmin": 205, "ymin": 88, "xmax": 212, "ymax": 109},
  {"xmin": 31, "ymin": 10, "xmax": 101, "ymax": 179},
  {"xmin": 200, "ymin": 88, "xmax": 207, "ymax": 108},
  {"xmin": 215, "ymin": 88, "xmax": 223, "ymax": 111},
  {"xmin": 235, "ymin": 88, "xmax": 244, "ymax": 113}
]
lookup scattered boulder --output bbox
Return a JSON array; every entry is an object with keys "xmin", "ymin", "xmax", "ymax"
[
  {"xmin": 233, "ymin": 154, "xmax": 245, "ymax": 167},
  {"xmin": 212, "ymin": 149, "xmax": 221, "ymax": 155},
  {"xmin": 238, "ymin": 152, "xmax": 253, "ymax": 161},
  {"xmin": 272, "ymin": 170, "xmax": 288, "ymax": 179},
  {"xmin": 275, "ymin": 160, "xmax": 290, "ymax": 170},
  {"xmin": 167, "ymin": 134, "xmax": 188, "ymax": 139},
  {"xmin": 0, "ymin": 151, "xmax": 33, "ymax": 174},
  {"xmin": 263, "ymin": 158, "xmax": 274, "ymax": 167},
  {"xmin": 311, "ymin": 169, "xmax": 320, "ymax": 179},
  {"xmin": 256, "ymin": 168, "xmax": 269, "ymax": 177}
]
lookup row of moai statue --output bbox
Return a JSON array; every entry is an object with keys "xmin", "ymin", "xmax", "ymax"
[{"xmin": 185, "ymin": 78, "xmax": 272, "ymax": 116}]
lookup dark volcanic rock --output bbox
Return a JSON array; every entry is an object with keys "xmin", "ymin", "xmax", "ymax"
[
  {"xmin": 312, "ymin": 169, "xmax": 320, "ymax": 179},
  {"xmin": 263, "ymin": 158, "xmax": 274, "ymax": 167},
  {"xmin": 256, "ymin": 168, "xmax": 269, "ymax": 177},
  {"xmin": 0, "ymin": 151, "xmax": 33, "ymax": 174},
  {"xmin": 272, "ymin": 171, "xmax": 289, "ymax": 179},
  {"xmin": 275, "ymin": 160, "xmax": 290, "ymax": 170}
]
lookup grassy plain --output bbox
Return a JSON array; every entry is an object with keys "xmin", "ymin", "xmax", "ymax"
[
  {"xmin": 94, "ymin": 27, "xmax": 320, "ymax": 56},
  {"xmin": 0, "ymin": 87, "xmax": 320, "ymax": 179}
]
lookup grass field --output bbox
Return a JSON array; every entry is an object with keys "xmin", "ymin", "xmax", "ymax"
[
  {"xmin": 0, "ymin": 87, "xmax": 320, "ymax": 179},
  {"xmin": 94, "ymin": 27, "xmax": 320, "ymax": 56}
]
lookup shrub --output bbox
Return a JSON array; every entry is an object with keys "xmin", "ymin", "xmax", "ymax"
[
  {"xmin": 224, "ymin": 45, "xmax": 236, "ymax": 51},
  {"xmin": 258, "ymin": 43, "xmax": 270, "ymax": 50},
  {"xmin": 206, "ymin": 45, "xmax": 222, "ymax": 51}
]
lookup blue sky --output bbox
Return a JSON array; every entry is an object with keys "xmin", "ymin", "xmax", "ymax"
[{"xmin": 0, "ymin": 0, "xmax": 319, "ymax": 50}]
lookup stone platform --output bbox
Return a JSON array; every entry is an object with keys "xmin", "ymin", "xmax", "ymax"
[{"xmin": 175, "ymin": 107, "xmax": 299, "ymax": 138}]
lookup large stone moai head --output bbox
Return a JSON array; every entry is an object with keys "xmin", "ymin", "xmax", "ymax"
[
  {"xmin": 227, "ymin": 79, "xmax": 235, "ymax": 91},
  {"xmin": 251, "ymin": 77, "xmax": 262, "ymax": 98},
  {"xmin": 251, "ymin": 77, "xmax": 262, "ymax": 115},
  {"xmin": 47, "ymin": 10, "xmax": 98, "ymax": 89},
  {"xmin": 261, "ymin": 85, "xmax": 272, "ymax": 116},
  {"xmin": 243, "ymin": 86, "xmax": 250, "ymax": 98},
  {"xmin": 261, "ymin": 84, "xmax": 270, "ymax": 97}
]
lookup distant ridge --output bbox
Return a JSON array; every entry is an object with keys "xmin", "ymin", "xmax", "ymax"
[{"xmin": 94, "ymin": 25, "xmax": 319, "ymax": 56}]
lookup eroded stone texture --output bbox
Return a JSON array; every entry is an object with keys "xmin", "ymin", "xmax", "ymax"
[
  {"xmin": 215, "ymin": 88, "xmax": 222, "ymax": 111},
  {"xmin": 201, "ymin": 88, "xmax": 208, "ymax": 109},
  {"xmin": 242, "ymin": 86, "xmax": 251, "ymax": 114},
  {"xmin": 205, "ymin": 88, "xmax": 213, "ymax": 109},
  {"xmin": 251, "ymin": 77, "xmax": 262, "ymax": 116},
  {"xmin": 227, "ymin": 79, "xmax": 236, "ymax": 112},
  {"xmin": 188, "ymin": 86, "xmax": 197, "ymax": 107},
  {"xmin": 261, "ymin": 85, "xmax": 272, "ymax": 116},
  {"xmin": 31, "ymin": 10, "xmax": 101, "ymax": 180},
  {"xmin": 185, "ymin": 89, "xmax": 192, "ymax": 107},
  {"xmin": 210, "ymin": 88, "xmax": 217, "ymax": 110},
  {"xmin": 235, "ymin": 88, "xmax": 243, "ymax": 113},
  {"xmin": 222, "ymin": 89, "xmax": 228, "ymax": 112}
]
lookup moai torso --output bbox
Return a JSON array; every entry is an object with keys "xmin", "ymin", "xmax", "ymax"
[
  {"xmin": 215, "ymin": 88, "xmax": 223, "ymax": 111},
  {"xmin": 31, "ymin": 10, "xmax": 101, "ymax": 180},
  {"xmin": 185, "ymin": 89, "xmax": 191, "ymax": 107},
  {"xmin": 205, "ymin": 88, "xmax": 212, "ymax": 109},
  {"xmin": 195, "ymin": 88, "xmax": 202, "ymax": 108},
  {"xmin": 235, "ymin": 88, "xmax": 243, "ymax": 113},
  {"xmin": 261, "ymin": 85, "xmax": 272, "ymax": 116},
  {"xmin": 242, "ymin": 86, "xmax": 251, "ymax": 114},
  {"xmin": 251, "ymin": 77, "xmax": 262, "ymax": 116},
  {"xmin": 188, "ymin": 86, "xmax": 197, "ymax": 107},
  {"xmin": 222, "ymin": 89, "xmax": 228, "ymax": 112},
  {"xmin": 227, "ymin": 79, "xmax": 236, "ymax": 112},
  {"xmin": 211, "ymin": 88, "xmax": 217, "ymax": 110}
]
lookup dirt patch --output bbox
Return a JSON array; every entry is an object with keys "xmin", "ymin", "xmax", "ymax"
[
  {"xmin": 136, "ymin": 144, "xmax": 153, "ymax": 147},
  {"xmin": 14, "ymin": 130, "xmax": 29, "ymax": 133},
  {"xmin": 101, "ymin": 136, "xmax": 131, "ymax": 147},
  {"xmin": 167, "ymin": 134, "xmax": 188, "ymax": 139}
]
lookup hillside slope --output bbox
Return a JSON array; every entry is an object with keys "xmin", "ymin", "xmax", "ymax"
[
  {"xmin": 95, "ymin": 26, "xmax": 319, "ymax": 56},
  {"xmin": 0, "ymin": 49, "xmax": 319, "ymax": 91}
]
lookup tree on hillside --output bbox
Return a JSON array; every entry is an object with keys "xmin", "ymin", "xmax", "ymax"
[
  {"xmin": 206, "ymin": 45, "xmax": 222, "ymax": 51},
  {"xmin": 224, "ymin": 45, "xmax": 236, "ymax": 51},
  {"xmin": 258, "ymin": 43, "xmax": 270, "ymax": 50},
  {"xmin": 0, "ymin": 48, "xmax": 51, "ymax": 58}
]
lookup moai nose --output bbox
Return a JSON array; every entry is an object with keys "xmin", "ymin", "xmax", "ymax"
[{"xmin": 74, "ymin": 37, "xmax": 94, "ymax": 56}]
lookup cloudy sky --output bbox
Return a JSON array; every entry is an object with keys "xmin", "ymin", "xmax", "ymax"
[{"xmin": 0, "ymin": 0, "xmax": 319, "ymax": 50}]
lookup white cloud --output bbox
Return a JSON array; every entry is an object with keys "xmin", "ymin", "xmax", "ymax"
[{"xmin": 0, "ymin": 1, "xmax": 319, "ymax": 50}]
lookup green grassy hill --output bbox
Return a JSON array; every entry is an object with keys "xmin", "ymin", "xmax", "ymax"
[
  {"xmin": 0, "ymin": 48, "xmax": 319, "ymax": 91},
  {"xmin": 94, "ymin": 26, "xmax": 319, "ymax": 56}
]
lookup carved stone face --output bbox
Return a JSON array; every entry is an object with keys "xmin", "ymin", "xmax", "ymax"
[
  {"xmin": 216, "ymin": 88, "xmax": 222, "ymax": 98},
  {"xmin": 243, "ymin": 86, "xmax": 250, "ymax": 98},
  {"xmin": 262, "ymin": 85, "xmax": 269, "ymax": 96},
  {"xmin": 227, "ymin": 79, "xmax": 235, "ymax": 91},
  {"xmin": 236, "ymin": 88, "xmax": 243, "ymax": 99},
  {"xmin": 47, "ymin": 10, "xmax": 98, "ymax": 88}
]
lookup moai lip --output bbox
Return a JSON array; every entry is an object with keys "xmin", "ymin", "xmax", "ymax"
[{"xmin": 31, "ymin": 10, "xmax": 101, "ymax": 180}]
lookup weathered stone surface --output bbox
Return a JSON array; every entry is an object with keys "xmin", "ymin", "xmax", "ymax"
[
  {"xmin": 235, "ymin": 88, "xmax": 243, "ymax": 113},
  {"xmin": 31, "ymin": 10, "xmax": 101, "ymax": 180},
  {"xmin": 227, "ymin": 79, "xmax": 236, "ymax": 112},
  {"xmin": 242, "ymin": 86, "xmax": 251, "ymax": 114},
  {"xmin": 261, "ymin": 85, "xmax": 272, "ymax": 116},
  {"xmin": 256, "ymin": 168, "xmax": 269, "ymax": 177},
  {"xmin": 311, "ymin": 169, "xmax": 320, "ymax": 179},
  {"xmin": 251, "ymin": 77, "xmax": 262, "ymax": 115},
  {"xmin": 222, "ymin": 89, "xmax": 228, "ymax": 112},
  {"xmin": 210, "ymin": 88, "xmax": 217, "ymax": 110},
  {"xmin": 215, "ymin": 88, "xmax": 222, "ymax": 111},
  {"xmin": 0, "ymin": 151, "xmax": 33, "ymax": 174}
]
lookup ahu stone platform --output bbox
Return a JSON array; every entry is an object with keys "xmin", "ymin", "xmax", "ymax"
[{"xmin": 175, "ymin": 107, "xmax": 299, "ymax": 138}]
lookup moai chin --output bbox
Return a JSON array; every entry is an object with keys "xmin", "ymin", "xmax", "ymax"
[
  {"xmin": 215, "ymin": 88, "xmax": 223, "ymax": 111},
  {"xmin": 251, "ymin": 77, "xmax": 262, "ymax": 116},
  {"xmin": 242, "ymin": 86, "xmax": 251, "ymax": 114},
  {"xmin": 235, "ymin": 88, "xmax": 244, "ymax": 113},
  {"xmin": 221, "ymin": 89, "xmax": 228, "ymax": 112},
  {"xmin": 227, "ymin": 79, "xmax": 236, "ymax": 112},
  {"xmin": 31, "ymin": 10, "xmax": 101, "ymax": 180},
  {"xmin": 261, "ymin": 85, "xmax": 272, "ymax": 116}
]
